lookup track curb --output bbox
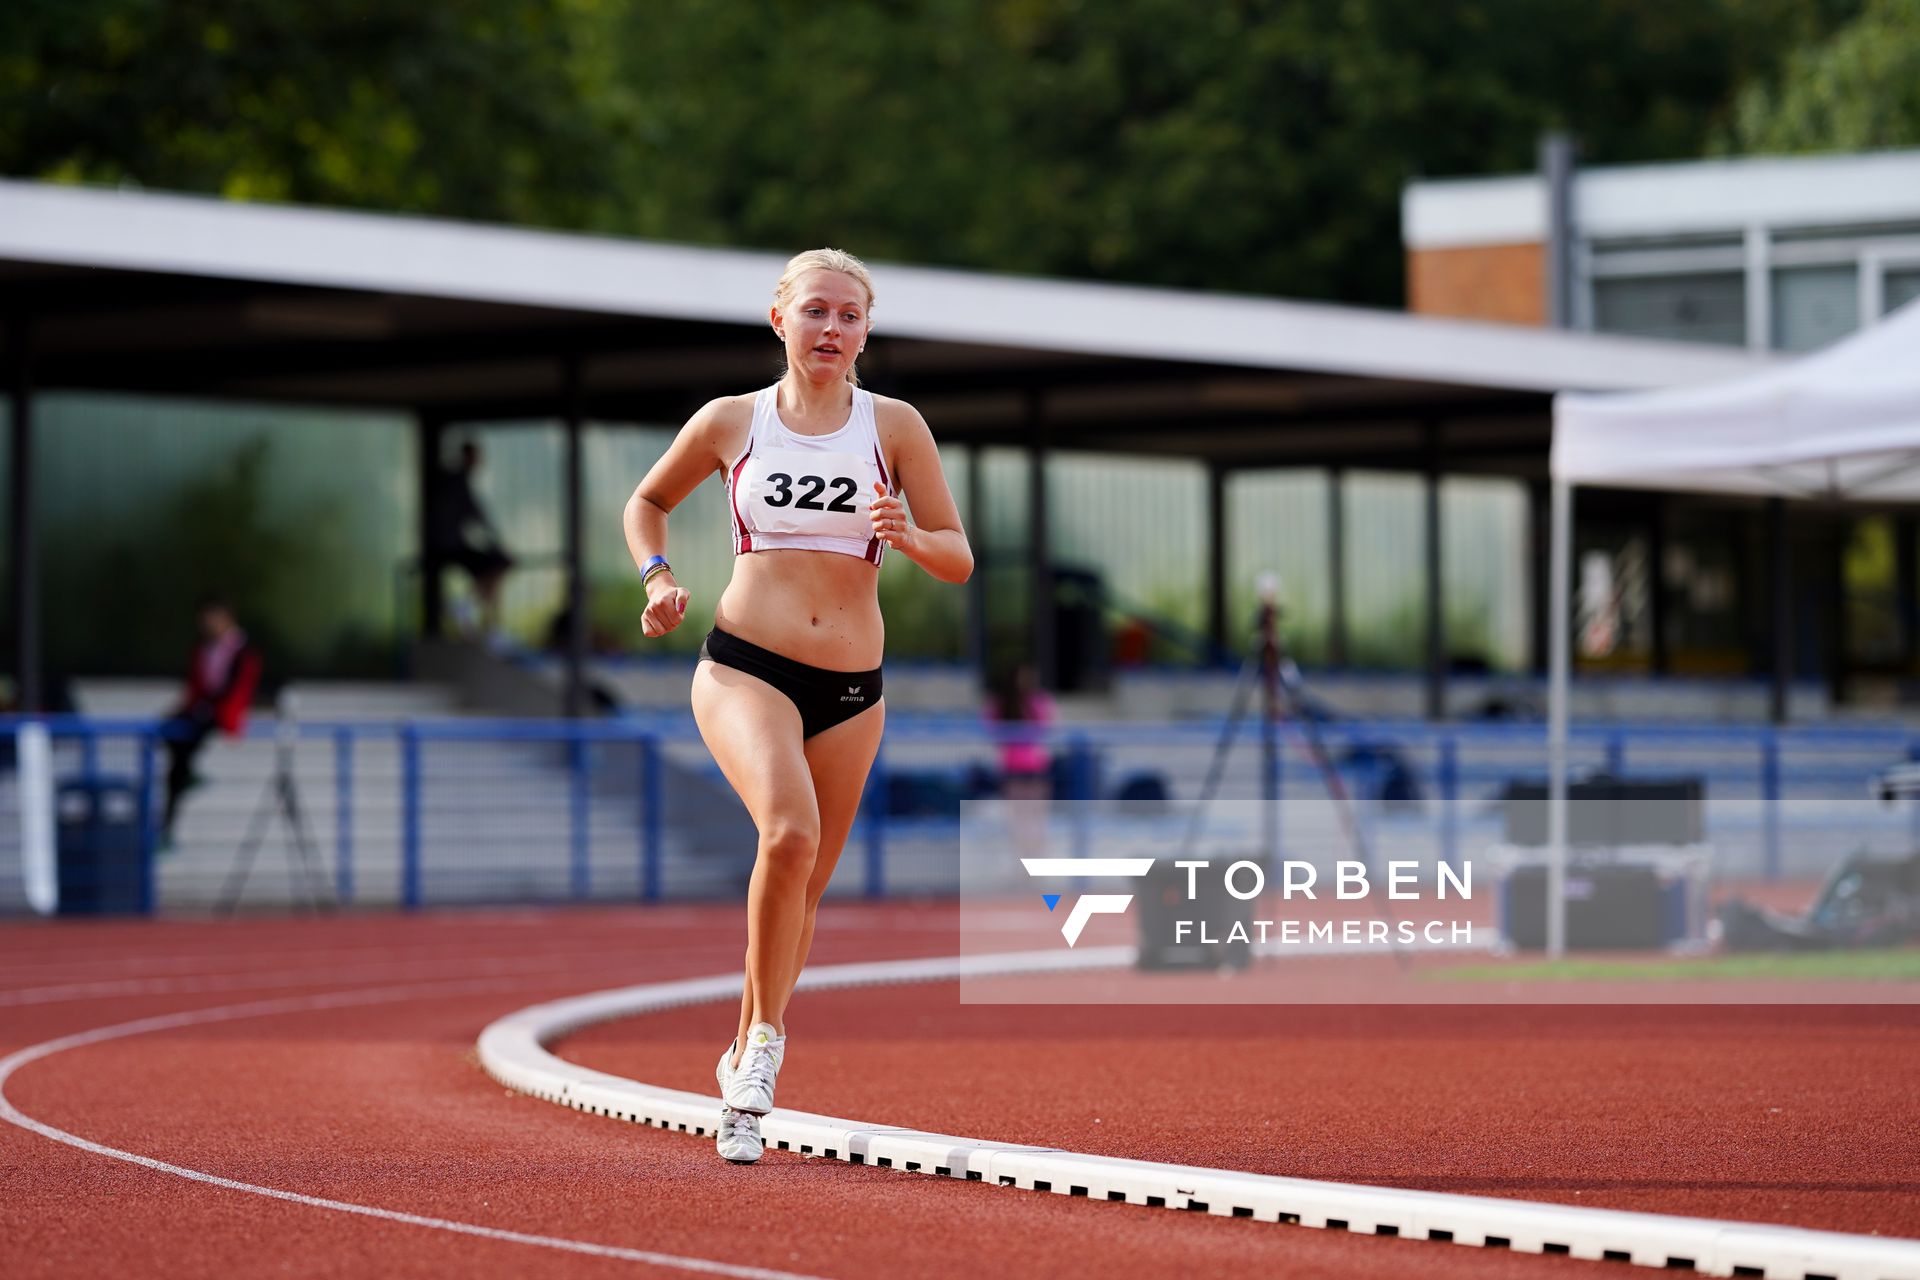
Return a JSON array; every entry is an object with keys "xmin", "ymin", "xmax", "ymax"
[{"xmin": 480, "ymin": 949, "xmax": 1920, "ymax": 1280}]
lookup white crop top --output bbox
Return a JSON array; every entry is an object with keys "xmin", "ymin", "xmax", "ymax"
[{"xmin": 725, "ymin": 384, "xmax": 895, "ymax": 563}]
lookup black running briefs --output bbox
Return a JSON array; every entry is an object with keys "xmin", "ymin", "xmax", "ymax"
[{"xmin": 698, "ymin": 627, "xmax": 883, "ymax": 739}]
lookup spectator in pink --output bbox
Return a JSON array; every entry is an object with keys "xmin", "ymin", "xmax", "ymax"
[{"xmin": 988, "ymin": 661, "xmax": 1053, "ymax": 800}]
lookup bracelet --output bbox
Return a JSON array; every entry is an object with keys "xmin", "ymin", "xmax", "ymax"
[{"xmin": 641, "ymin": 555, "xmax": 672, "ymax": 589}]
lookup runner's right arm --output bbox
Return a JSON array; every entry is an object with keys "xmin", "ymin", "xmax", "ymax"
[{"xmin": 624, "ymin": 398, "xmax": 733, "ymax": 638}]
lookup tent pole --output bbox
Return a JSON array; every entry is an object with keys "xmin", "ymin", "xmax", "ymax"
[{"xmin": 1548, "ymin": 476, "xmax": 1573, "ymax": 959}]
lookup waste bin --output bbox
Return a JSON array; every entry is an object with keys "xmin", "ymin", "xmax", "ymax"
[
  {"xmin": 57, "ymin": 776, "xmax": 148, "ymax": 915},
  {"xmin": 1052, "ymin": 567, "xmax": 1110, "ymax": 693}
]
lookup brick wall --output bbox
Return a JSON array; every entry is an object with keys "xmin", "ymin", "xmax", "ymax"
[{"xmin": 1406, "ymin": 243, "xmax": 1546, "ymax": 326}]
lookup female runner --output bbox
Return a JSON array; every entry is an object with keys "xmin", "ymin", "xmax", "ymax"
[{"xmin": 622, "ymin": 248, "xmax": 972, "ymax": 1163}]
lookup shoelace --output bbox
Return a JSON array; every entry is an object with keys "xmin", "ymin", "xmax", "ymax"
[
  {"xmin": 721, "ymin": 1108, "xmax": 759, "ymax": 1140},
  {"xmin": 737, "ymin": 1041, "xmax": 782, "ymax": 1099}
]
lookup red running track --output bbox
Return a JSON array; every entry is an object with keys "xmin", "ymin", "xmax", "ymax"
[{"xmin": 3, "ymin": 905, "xmax": 1915, "ymax": 1279}]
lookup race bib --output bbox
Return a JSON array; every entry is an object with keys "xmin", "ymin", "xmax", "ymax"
[{"xmin": 744, "ymin": 448, "xmax": 874, "ymax": 540}]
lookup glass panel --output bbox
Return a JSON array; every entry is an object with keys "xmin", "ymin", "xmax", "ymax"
[
  {"xmin": 1845, "ymin": 517, "xmax": 1904, "ymax": 666},
  {"xmin": 1343, "ymin": 472, "xmax": 1426, "ymax": 668},
  {"xmin": 1227, "ymin": 470, "xmax": 1328, "ymax": 664},
  {"xmin": 1662, "ymin": 507, "xmax": 1752, "ymax": 677},
  {"xmin": 1592, "ymin": 273, "xmax": 1745, "ymax": 346},
  {"xmin": 1885, "ymin": 267, "xmax": 1920, "ymax": 315},
  {"xmin": 1441, "ymin": 476, "xmax": 1528, "ymax": 674},
  {"xmin": 1048, "ymin": 451, "xmax": 1207, "ymax": 661},
  {"xmin": 1772, "ymin": 265, "xmax": 1860, "ymax": 352}
]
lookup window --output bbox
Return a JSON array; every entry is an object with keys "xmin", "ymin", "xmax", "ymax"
[
  {"xmin": 1592, "ymin": 273, "xmax": 1746, "ymax": 346},
  {"xmin": 1886, "ymin": 267, "xmax": 1920, "ymax": 315},
  {"xmin": 1772, "ymin": 265, "xmax": 1859, "ymax": 352}
]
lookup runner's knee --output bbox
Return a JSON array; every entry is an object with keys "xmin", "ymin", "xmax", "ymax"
[{"xmin": 758, "ymin": 819, "xmax": 819, "ymax": 878}]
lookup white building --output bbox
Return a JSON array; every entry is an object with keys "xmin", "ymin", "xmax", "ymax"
[{"xmin": 1403, "ymin": 148, "xmax": 1920, "ymax": 352}]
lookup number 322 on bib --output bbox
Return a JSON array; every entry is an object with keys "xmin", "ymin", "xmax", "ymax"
[{"xmin": 745, "ymin": 449, "xmax": 874, "ymax": 540}]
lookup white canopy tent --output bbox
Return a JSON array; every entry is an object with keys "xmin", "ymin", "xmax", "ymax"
[{"xmin": 1543, "ymin": 299, "xmax": 1920, "ymax": 954}]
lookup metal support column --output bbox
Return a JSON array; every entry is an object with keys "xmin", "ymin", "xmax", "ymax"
[
  {"xmin": 967, "ymin": 444, "xmax": 988, "ymax": 682},
  {"xmin": 561, "ymin": 356, "xmax": 588, "ymax": 718},
  {"xmin": 1424, "ymin": 423, "xmax": 1446, "ymax": 721},
  {"xmin": 1026, "ymin": 395, "xmax": 1055, "ymax": 689},
  {"xmin": 416, "ymin": 413, "xmax": 447, "ymax": 639},
  {"xmin": 6, "ymin": 315, "xmax": 37, "ymax": 711},
  {"xmin": 1206, "ymin": 462, "xmax": 1228, "ymax": 660},
  {"xmin": 1328, "ymin": 468, "xmax": 1348, "ymax": 668}
]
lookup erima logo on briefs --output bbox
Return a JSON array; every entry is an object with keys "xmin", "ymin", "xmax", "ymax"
[
  {"xmin": 1021, "ymin": 858, "xmax": 1155, "ymax": 947},
  {"xmin": 842, "ymin": 685, "xmax": 864, "ymax": 702}
]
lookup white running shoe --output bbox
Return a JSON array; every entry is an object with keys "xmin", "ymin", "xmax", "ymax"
[
  {"xmin": 715, "ymin": 1106, "xmax": 763, "ymax": 1164},
  {"xmin": 722, "ymin": 1021, "xmax": 785, "ymax": 1115},
  {"xmin": 715, "ymin": 1040, "xmax": 738, "ymax": 1095}
]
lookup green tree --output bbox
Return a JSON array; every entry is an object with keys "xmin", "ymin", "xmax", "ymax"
[
  {"xmin": 0, "ymin": 0, "xmax": 614, "ymax": 226},
  {"xmin": 3, "ymin": 0, "xmax": 1862, "ymax": 306},
  {"xmin": 1719, "ymin": 0, "xmax": 1920, "ymax": 152},
  {"xmin": 567, "ymin": 0, "xmax": 1858, "ymax": 304}
]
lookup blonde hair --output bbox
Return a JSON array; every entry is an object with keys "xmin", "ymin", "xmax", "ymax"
[{"xmin": 773, "ymin": 248, "xmax": 875, "ymax": 386}]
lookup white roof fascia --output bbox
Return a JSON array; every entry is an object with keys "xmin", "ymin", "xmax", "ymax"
[
  {"xmin": 1402, "ymin": 174, "xmax": 1544, "ymax": 250},
  {"xmin": 1406, "ymin": 148, "xmax": 1920, "ymax": 250},
  {"xmin": 1580, "ymin": 150, "xmax": 1920, "ymax": 241},
  {"xmin": 0, "ymin": 178, "xmax": 1761, "ymax": 395}
]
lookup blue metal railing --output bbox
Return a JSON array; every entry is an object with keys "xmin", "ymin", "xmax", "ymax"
[{"xmin": 5, "ymin": 711, "xmax": 1920, "ymax": 914}]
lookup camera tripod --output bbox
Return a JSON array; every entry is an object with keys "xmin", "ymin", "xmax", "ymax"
[
  {"xmin": 1174, "ymin": 576, "xmax": 1409, "ymax": 962},
  {"xmin": 217, "ymin": 698, "xmax": 333, "ymax": 915}
]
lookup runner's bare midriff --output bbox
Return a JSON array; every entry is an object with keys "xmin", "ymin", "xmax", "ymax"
[{"xmin": 713, "ymin": 550, "xmax": 884, "ymax": 671}]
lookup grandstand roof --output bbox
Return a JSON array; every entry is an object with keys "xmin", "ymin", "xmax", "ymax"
[{"xmin": 0, "ymin": 177, "xmax": 1761, "ymax": 472}]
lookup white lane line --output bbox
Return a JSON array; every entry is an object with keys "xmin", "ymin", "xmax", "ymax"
[
  {"xmin": 484, "ymin": 950, "xmax": 1920, "ymax": 1280},
  {"xmin": 0, "ymin": 945, "xmax": 751, "ymax": 1007},
  {"xmin": 0, "ymin": 933, "xmax": 727, "ymax": 983},
  {"xmin": 0, "ymin": 975, "xmax": 833, "ymax": 1280},
  {"xmin": 0, "ymin": 914, "xmax": 946, "ymax": 985}
]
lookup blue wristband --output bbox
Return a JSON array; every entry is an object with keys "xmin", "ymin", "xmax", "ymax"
[{"xmin": 641, "ymin": 555, "xmax": 671, "ymax": 586}]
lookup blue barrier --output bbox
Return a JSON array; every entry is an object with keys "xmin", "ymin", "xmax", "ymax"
[
  {"xmin": 639, "ymin": 737, "xmax": 663, "ymax": 903},
  {"xmin": 400, "ymin": 725, "xmax": 422, "ymax": 910},
  {"xmin": 334, "ymin": 728, "xmax": 354, "ymax": 904},
  {"xmin": 5, "ymin": 710, "xmax": 1920, "ymax": 913}
]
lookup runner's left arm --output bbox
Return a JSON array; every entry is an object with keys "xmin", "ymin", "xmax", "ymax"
[{"xmin": 872, "ymin": 401, "xmax": 972, "ymax": 583}]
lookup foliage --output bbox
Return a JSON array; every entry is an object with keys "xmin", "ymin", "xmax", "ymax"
[
  {"xmin": 0, "ymin": 0, "xmax": 614, "ymax": 223},
  {"xmin": 1718, "ymin": 0, "xmax": 1920, "ymax": 152},
  {"xmin": 0, "ymin": 0, "xmax": 1862, "ymax": 307}
]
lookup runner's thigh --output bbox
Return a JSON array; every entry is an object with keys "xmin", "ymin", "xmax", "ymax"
[
  {"xmin": 802, "ymin": 699, "xmax": 886, "ymax": 882},
  {"xmin": 691, "ymin": 661, "xmax": 819, "ymax": 838}
]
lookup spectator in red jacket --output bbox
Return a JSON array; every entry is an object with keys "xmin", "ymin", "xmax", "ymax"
[{"xmin": 160, "ymin": 596, "xmax": 262, "ymax": 846}]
